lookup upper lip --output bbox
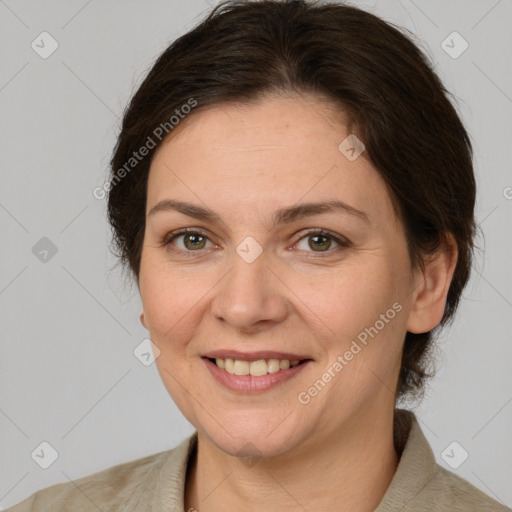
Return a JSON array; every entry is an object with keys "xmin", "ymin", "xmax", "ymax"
[{"xmin": 202, "ymin": 350, "xmax": 312, "ymax": 362}]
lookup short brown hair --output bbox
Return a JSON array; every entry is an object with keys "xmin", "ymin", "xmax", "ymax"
[{"xmin": 107, "ymin": 0, "xmax": 476, "ymax": 400}]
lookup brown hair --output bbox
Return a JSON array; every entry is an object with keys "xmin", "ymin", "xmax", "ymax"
[{"xmin": 107, "ymin": 0, "xmax": 476, "ymax": 400}]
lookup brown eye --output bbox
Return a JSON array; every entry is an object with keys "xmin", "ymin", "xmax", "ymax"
[
  {"xmin": 308, "ymin": 234, "xmax": 332, "ymax": 252},
  {"xmin": 294, "ymin": 229, "xmax": 350, "ymax": 257},
  {"xmin": 162, "ymin": 229, "xmax": 214, "ymax": 255},
  {"xmin": 181, "ymin": 233, "xmax": 207, "ymax": 250}
]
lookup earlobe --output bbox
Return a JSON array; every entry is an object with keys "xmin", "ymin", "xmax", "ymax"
[
  {"xmin": 406, "ymin": 234, "xmax": 458, "ymax": 334},
  {"xmin": 140, "ymin": 311, "xmax": 147, "ymax": 329}
]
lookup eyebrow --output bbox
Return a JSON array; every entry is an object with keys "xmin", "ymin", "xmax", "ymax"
[{"xmin": 148, "ymin": 199, "xmax": 369, "ymax": 226}]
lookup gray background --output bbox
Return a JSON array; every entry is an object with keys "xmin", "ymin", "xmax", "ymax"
[{"xmin": 1, "ymin": 0, "xmax": 511, "ymax": 509}]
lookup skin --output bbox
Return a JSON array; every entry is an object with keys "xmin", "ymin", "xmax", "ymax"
[{"xmin": 138, "ymin": 92, "xmax": 457, "ymax": 511}]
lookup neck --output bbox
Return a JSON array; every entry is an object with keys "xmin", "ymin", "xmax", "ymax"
[{"xmin": 185, "ymin": 406, "xmax": 399, "ymax": 512}]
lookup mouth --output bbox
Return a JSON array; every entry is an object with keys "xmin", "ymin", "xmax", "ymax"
[
  {"xmin": 204, "ymin": 356, "xmax": 310, "ymax": 376},
  {"xmin": 201, "ymin": 352, "xmax": 313, "ymax": 393}
]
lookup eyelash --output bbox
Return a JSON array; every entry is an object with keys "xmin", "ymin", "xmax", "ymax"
[{"xmin": 160, "ymin": 227, "xmax": 351, "ymax": 258}]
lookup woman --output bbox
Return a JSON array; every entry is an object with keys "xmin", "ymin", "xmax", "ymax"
[{"xmin": 7, "ymin": 1, "xmax": 509, "ymax": 511}]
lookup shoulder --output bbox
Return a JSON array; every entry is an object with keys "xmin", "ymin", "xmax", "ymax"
[
  {"xmin": 5, "ymin": 451, "xmax": 169, "ymax": 512},
  {"xmin": 377, "ymin": 409, "xmax": 510, "ymax": 511},
  {"xmin": 413, "ymin": 463, "xmax": 511, "ymax": 511},
  {"xmin": 5, "ymin": 434, "xmax": 195, "ymax": 512}
]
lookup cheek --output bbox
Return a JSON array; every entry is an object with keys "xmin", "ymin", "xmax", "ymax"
[
  {"xmin": 139, "ymin": 255, "xmax": 215, "ymax": 348},
  {"xmin": 340, "ymin": 266, "xmax": 408, "ymax": 382},
  {"xmin": 303, "ymin": 257, "xmax": 407, "ymax": 394},
  {"xmin": 139, "ymin": 256, "xmax": 180, "ymax": 336},
  {"xmin": 300, "ymin": 259, "xmax": 401, "ymax": 345}
]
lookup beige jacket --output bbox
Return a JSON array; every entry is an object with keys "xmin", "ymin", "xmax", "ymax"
[{"xmin": 6, "ymin": 409, "xmax": 510, "ymax": 511}]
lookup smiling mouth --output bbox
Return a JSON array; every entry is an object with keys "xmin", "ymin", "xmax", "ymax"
[{"xmin": 205, "ymin": 357, "xmax": 311, "ymax": 376}]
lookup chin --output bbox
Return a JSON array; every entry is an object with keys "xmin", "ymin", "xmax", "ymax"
[
  {"xmin": 196, "ymin": 409, "xmax": 309, "ymax": 460},
  {"xmin": 210, "ymin": 429, "xmax": 300, "ymax": 461}
]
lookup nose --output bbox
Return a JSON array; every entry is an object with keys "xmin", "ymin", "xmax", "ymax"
[{"xmin": 211, "ymin": 249, "xmax": 289, "ymax": 333}]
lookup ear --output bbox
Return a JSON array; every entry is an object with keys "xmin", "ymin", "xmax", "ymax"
[
  {"xmin": 406, "ymin": 233, "xmax": 458, "ymax": 334},
  {"xmin": 140, "ymin": 311, "xmax": 147, "ymax": 329}
]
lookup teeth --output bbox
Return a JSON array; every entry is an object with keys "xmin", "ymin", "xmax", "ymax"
[
  {"xmin": 224, "ymin": 358, "xmax": 235, "ymax": 374},
  {"xmin": 267, "ymin": 359, "xmax": 281, "ymax": 373},
  {"xmin": 214, "ymin": 357, "xmax": 303, "ymax": 375},
  {"xmin": 249, "ymin": 359, "xmax": 267, "ymax": 376},
  {"xmin": 280, "ymin": 360, "xmax": 290, "ymax": 370},
  {"xmin": 234, "ymin": 360, "xmax": 250, "ymax": 375}
]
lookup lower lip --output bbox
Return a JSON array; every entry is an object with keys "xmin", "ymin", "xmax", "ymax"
[{"xmin": 202, "ymin": 357, "xmax": 311, "ymax": 393}]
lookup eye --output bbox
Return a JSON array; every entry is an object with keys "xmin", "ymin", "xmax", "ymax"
[
  {"xmin": 161, "ymin": 228, "xmax": 214, "ymax": 256},
  {"xmin": 293, "ymin": 229, "xmax": 350, "ymax": 256}
]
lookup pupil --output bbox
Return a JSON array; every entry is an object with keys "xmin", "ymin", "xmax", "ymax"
[
  {"xmin": 186, "ymin": 234, "xmax": 204, "ymax": 249},
  {"xmin": 310, "ymin": 235, "xmax": 330, "ymax": 251}
]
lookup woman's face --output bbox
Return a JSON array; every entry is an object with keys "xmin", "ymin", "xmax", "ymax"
[{"xmin": 139, "ymin": 93, "xmax": 421, "ymax": 458}]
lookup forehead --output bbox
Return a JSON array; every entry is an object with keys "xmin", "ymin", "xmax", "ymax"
[{"xmin": 146, "ymin": 94, "xmax": 397, "ymax": 230}]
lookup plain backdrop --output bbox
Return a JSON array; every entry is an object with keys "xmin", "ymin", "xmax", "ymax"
[{"xmin": 1, "ymin": 0, "xmax": 511, "ymax": 509}]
